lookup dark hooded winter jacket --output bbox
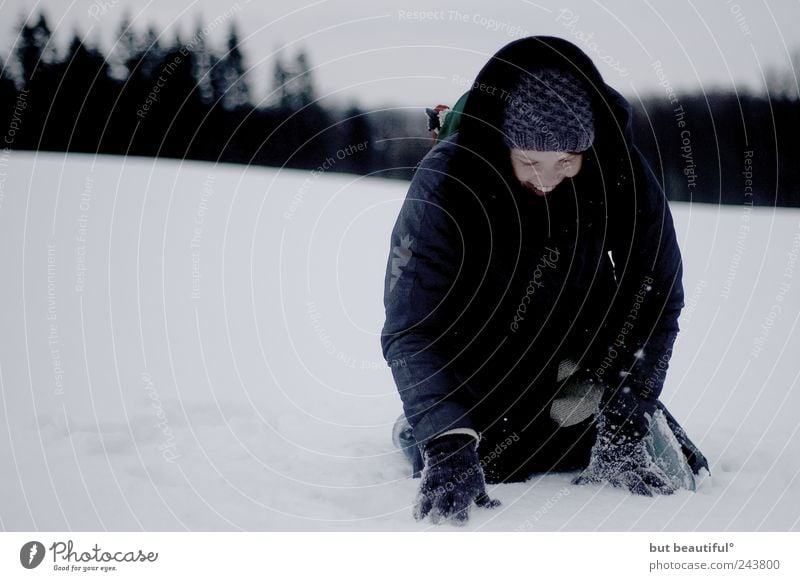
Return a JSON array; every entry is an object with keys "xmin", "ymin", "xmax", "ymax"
[{"xmin": 381, "ymin": 36, "xmax": 684, "ymax": 480}]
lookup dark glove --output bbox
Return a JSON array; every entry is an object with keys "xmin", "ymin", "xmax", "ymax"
[
  {"xmin": 413, "ymin": 434, "xmax": 501, "ymax": 525},
  {"xmin": 573, "ymin": 394, "xmax": 676, "ymax": 496}
]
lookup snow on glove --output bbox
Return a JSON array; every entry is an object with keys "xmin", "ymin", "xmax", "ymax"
[
  {"xmin": 573, "ymin": 406, "xmax": 676, "ymax": 496},
  {"xmin": 413, "ymin": 434, "xmax": 501, "ymax": 525}
]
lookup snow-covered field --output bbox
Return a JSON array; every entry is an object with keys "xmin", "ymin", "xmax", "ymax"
[{"xmin": 0, "ymin": 150, "xmax": 798, "ymax": 531}]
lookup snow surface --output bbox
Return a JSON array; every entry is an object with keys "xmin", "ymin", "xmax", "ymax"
[{"xmin": 0, "ymin": 150, "xmax": 798, "ymax": 531}]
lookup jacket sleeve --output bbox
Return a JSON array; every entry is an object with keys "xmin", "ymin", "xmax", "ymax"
[
  {"xmin": 380, "ymin": 155, "xmax": 477, "ymax": 447},
  {"xmin": 597, "ymin": 144, "xmax": 685, "ymax": 430}
]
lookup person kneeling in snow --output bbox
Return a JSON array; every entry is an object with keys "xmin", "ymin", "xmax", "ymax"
[{"xmin": 381, "ymin": 36, "xmax": 709, "ymax": 526}]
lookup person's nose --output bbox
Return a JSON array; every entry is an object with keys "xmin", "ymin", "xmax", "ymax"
[{"xmin": 534, "ymin": 164, "xmax": 564, "ymax": 186}]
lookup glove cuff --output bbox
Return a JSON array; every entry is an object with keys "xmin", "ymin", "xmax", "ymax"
[
  {"xmin": 599, "ymin": 386, "xmax": 656, "ymax": 446},
  {"xmin": 423, "ymin": 433, "xmax": 477, "ymax": 455},
  {"xmin": 421, "ymin": 434, "xmax": 480, "ymax": 473}
]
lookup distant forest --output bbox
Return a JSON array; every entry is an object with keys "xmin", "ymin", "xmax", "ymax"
[{"xmin": 1, "ymin": 11, "xmax": 799, "ymax": 206}]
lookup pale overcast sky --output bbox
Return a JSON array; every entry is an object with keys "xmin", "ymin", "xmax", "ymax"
[{"xmin": 1, "ymin": 0, "xmax": 798, "ymax": 109}]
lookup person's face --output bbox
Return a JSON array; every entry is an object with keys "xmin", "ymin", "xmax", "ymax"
[{"xmin": 509, "ymin": 149, "xmax": 583, "ymax": 196}]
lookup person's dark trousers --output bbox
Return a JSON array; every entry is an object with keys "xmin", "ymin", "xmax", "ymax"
[{"xmin": 392, "ymin": 414, "xmax": 424, "ymax": 478}]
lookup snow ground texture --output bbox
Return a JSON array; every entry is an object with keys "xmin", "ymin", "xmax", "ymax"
[{"xmin": 0, "ymin": 151, "xmax": 798, "ymax": 531}]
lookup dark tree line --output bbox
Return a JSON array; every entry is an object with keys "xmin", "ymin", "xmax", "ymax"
[
  {"xmin": 1, "ymin": 11, "xmax": 798, "ymax": 205},
  {"xmin": 630, "ymin": 92, "xmax": 800, "ymax": 207},
  {"xmin": 0, "ymin": 11, "xmax": 424, "ymax": 178}
]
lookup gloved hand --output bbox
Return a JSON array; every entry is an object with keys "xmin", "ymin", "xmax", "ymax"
[
  {"xmin": 573, "ymin": 401, "xmax": 676, "ymax": 496},
  {"xmin": 413, "ymin": 434, "xmax": 501, "ymax": 525},
  {"xmin": 573, "ymin": 434, "xmax": 676, "ymax": 496}
]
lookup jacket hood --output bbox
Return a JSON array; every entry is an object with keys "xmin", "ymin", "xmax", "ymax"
[{"xmin": 459, "ymin": 36, "xmax": 634, "ymax": 154}]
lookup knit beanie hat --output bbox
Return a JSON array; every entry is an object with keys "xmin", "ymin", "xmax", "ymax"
[{"xmin": 500, "ymin": 67, "xmax": 595, "ymax": 152}]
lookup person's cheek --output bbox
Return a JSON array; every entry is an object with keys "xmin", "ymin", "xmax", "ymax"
[
  {"xmin": 564, "ymin": 159, "xmax": 582, "ymax": 178},
  {"xmin": 513, "ymin": 161, "xmax": 527, "ymax": 183}
]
